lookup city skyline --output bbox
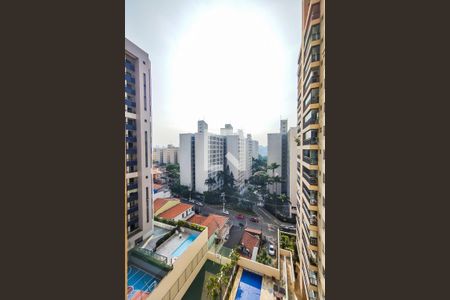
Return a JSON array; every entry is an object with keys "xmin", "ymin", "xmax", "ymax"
[{"xmin": 126, "ymin": 0, "xmax": 301, "ymax": 146}]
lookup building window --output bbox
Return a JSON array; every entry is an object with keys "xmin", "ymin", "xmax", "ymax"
[
  {"xmin": 145, "ymin": 131, "xmax": 149, "ymax": 167},
  {"xmin": 146, "ymin": 187, "xmax": 149, "ymax": 223},
  {"xmin": 143, "ymin": 73, "xmax": 147, "ymax": 111}
]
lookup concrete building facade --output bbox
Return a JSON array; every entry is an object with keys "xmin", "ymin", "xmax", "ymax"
[
  {"xmin": 125, "ymin": 38, "xmax": 153, "ymax": 249},
  {"xmin": 287, "ymin": 127, "xmax": 299, "ymax": 217},
  {"xmin": 296, "ymin": 1, "xmax": 326, "ymax": 300}
]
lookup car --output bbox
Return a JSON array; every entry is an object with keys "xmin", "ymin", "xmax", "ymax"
[
  {"xmin": 236, "ymin": 214, "xmax": 245, "ymax": 220},
  {"xmin": 195, "ymin": 201, "xmax": 204, "ymax": 207},
  {"xmin": 223, "ymin": 210, "xmax": 229, "ymax": 215},
  {"xmin": 268, "ymin": 244, "xmax": 276, "ymax": 256},
  {"xmin": 250, "ymin": 217, "xmax": 259, "ymax": 223},
  {"xmin": 188, "ymin": 199, "xmax": 195, "ymax": 203}
]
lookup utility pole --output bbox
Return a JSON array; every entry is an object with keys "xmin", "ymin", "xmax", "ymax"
[{"xmin": 221, "ymin": 192, "xmax": 226, "ymax": 213}]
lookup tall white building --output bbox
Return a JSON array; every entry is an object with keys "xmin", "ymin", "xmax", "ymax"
[
  {"xmin": 125, "ymin": 38, "xmax": 153, "ymax": 249},
  {"xmin": 287, "ymin": 127, "xmax": 298, "ymax": 217},
  {"xmin": 180, "ymin": 121, "xmax": 252, "ymax": 194},
  {"xmin": 267, "ymin": 120, "xmax": 289, "ymax": 195},
  {"xmin": 251, "ymin": 140, "xmax": 259, "ymax": 159},
  {"xmin": 154, "ymin": 145, "xmax": 179, "ymax": 165}
]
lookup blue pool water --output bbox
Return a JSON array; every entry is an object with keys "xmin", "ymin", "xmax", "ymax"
[
  {"xmin": 171, "ymin": 234, "xmax": 197, "ymax": 257},
  {"xmin": 235, "ymin": 270, "xmax": 262, "ymax": 300},
  {"xmin": 128, "ymin": 265, "xmax": 159, "ymax": 299}
]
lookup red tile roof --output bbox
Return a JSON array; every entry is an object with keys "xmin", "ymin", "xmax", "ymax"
[
  {"xmin": 240, "ymin": 231, "xmax": 260, "ymax": 259},
  {"xmin": 159, "ymin": 203, "xmax": 193, "ymax": 219},
  {"xmin": 188, "ymin": 214, "xmax": 229, "ymax": 238},
  {"xmin": 153, "ymin": 198, "xmax": 169, "ymax": 213}
]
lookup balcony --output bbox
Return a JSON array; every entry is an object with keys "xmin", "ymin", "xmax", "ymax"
[
  {"xmin": 303, "ymin": 116, "xmax": 319, "ymax": 128},
  {"xmin": 311, "ymin": 53, "xmax": 320, "ymax": 62},
  {"xmin": 124, "ymin": 99, "xmax": 136, "ymax": 108},
  {"xmin": 128, "ymin": 205, "xmax": 139, "ymax": 214},
  {"xmin": 128, "ymin": 192, "xmax": 138, "ymax": 201},
  {"xmin": 125, "ymin": 61, "xmax": 135, "ymax": 71},
  {"xmin": 126, "ymin": 160, "xmax": 138, "ymax": 167},
  {"xmin": 127, "ymin": 182, "xmax": 138, "ymax": 190},
  {"xmin": 303, "ymin": 156, "xmax": 318, "ymax": 165},
  {"xmin": 125, "ymin": 73, "xmax": 135, "ymax": 83},
  {"xmin": 125, "ymin": 86, "xmax": 136, "ymax": 95},
  {"xmin": 303, "ymin": 92, "xmax": 319, "ymax": 110},
  {"xmin": 125, "ymin": 123, "xmax": 136, "ymax": 131},
  {"xmin": 303, "ymin": 172, "xmax": 318, "ymax": 185},
  {"xmin": 128, "ymin": 216, "xmax": 139, "ymax": 226},
  {"xmin": 303, "ymin": 187, "xmax": 318, "ymax": 206},
  {"xmin": 126, "ymin": 147, "xmax": 137, "ymax": 154},
  {"xmin": 303, "ymin": 137, "xmax": 318, "ymax": 145},
  {"xmin": 303, "ymin": 73, "xmax": 320, "ymax": 92},
  {"xmin": 125, "ymin": 136, "xmax": 137, "ymax": 143}
]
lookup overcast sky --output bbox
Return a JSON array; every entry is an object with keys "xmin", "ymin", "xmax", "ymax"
[{"xmin": 126, "ymin": 0, "xmax": 301, "ymax": 147}]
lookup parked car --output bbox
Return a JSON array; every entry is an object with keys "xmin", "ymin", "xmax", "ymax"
[
  {"xmin": 250, "ymin": 217, "xmax": 259, "ymax": 223},
  {"xmin": 236, "ymin": 214, "xmax": 245, "ymax": 220},
  {"xmin": 223, "ymin": 210, "xmax": 229, "ymax": 215},
  {"xmin": 188, "ymin": 199, "xmax": 195, "ymax": 204},
  {"xmin": 268, "ymin": 244, "xmax": 276, "ymax": 256},
  {"xmin": 195, "ymin": 201, "xmax": 204, "ymax": 207}
]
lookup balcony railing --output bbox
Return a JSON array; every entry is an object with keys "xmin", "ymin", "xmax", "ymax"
[
  {"xmin": 127, "ymin": 182, "xmax": 138, "ymax": 190},
  {"xmin": 303, "ymin": 117, "xmax": 319, "ymax": 128},
  {"xmin": 303, "ymin": 187, "xmax": 318, "ymax": 206},
  {"xmin": 124, "ymin": 99, "xmax": 136, "ymax": 108},
  {"xmin": 128, "ymin": 192, "xmax": 138, "ymax": 201},
  {"xmin": 303, "ymin": 74, "xmax": 320, "ymax": 92},
  {"xmin": 128, "ymin": 205, "xmax": 139, "ymax": 214},
  {"xmin": 126, "ymin": 160, "xmax": 138, "ymax": 167},
  {"xmin": 125, "ymin": 73, "xmax": 135, "ymax": 83},
  {"xmin": 304, "ymin": 93, "xmax": 319, "ymax": 110},
  {"xmin": 125, "ymin": 86, "xmax": 136, "ymax": 95},
  {"xmin": 125, "ymin": 136, "xmax": 137, "ymax": 143},
  {"xmin": 303, "ymin": 156, "xmax": 318, "ymax": 165},
  {"xmin": 303, "ymin": 172, "xmax": 318, "ymax": 185},
  {"xmin": 125, "ymin": 61, "xmax": 135, "ymax": 71},
  {"xmin": 311, "ymin": 53, "xmax": 320, "ymax": 62},
  {"xmin": 125, "ymin": 123, "xmax": 136, "ymax": 131},
  {"xmin": 126, "ymin": 148, "xmax": 137, "ymax": 154},
  {"xmin": 128, "ymin": 215, "xmax": 139, "ymax": 224},
  {"xmin": 303, "ymin": 137, "xmax": 318, "ymax": 145}
]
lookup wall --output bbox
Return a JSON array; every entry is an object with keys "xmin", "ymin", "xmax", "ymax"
[{"xmin": 150, "ymin": 228, "xmax": 209, "ymax": 300}]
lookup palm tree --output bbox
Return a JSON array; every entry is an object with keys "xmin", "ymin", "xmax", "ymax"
[
  {"xmin": 205, "ymin": 177, "xmax": 217, "ymax": 191},
  {"xmin": 267, "ymin": 162, "xmax": 280, "ymax": 177}
]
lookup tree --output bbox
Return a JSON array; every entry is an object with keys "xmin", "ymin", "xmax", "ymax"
[
  {"xmin": 205, "ymin": 177, "xmax": 217, "ymax": 191},
  {"xmin": 206, "ymin": 276, "xmax": 221, "ymax": 300},
  {"xmin": 267, "ymin": 162, "xmax": 280, "ymax": 177},
  {"xmin": 256, "ymin": 248, "xmax": 272, "ymax": 265}
]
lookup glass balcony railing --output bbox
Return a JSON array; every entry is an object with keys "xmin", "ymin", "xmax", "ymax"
[
  {"xmin": 124, "ymin": 99, "xmax": 136, "ymax": 108},
  {"xmin": 125, "ymin": 73, "xmax": 135, "ymax": 83},
  {"xmin": 125, "ymin": 136, "xmax": 137, "ymax": 143},
  {"xmin": 303, "ymin": 172, "xmax": 318, "ymax": 185},
  {"xmin": 127, "ymin": 182, "xmax": 138, "ymax": 190},
  {"xmin": 125, "ymin": 86, "xmax": 136, "ymax": 95},
  {"xmin": 126, "ymin": 160, "xmax": 138, "ymax": 167},
  {"xmin": 303, "ymin": 116, "xmax": 319, "ymax": 128},
  {"xmin": 125, "ymin": 123, "xmax": 136, "ymax": 131},
  {"xmin": 125, "ymin": 61, "xmax": 135, "ymax": 71},
  {"xmin": 127, "ymin": 205, "xmax": 139, "ymax": 214},
  {"xmin": 303, "ymin": 156, "xmax": 318, "ymax": 165},
  {"xmin": 126, "ymin": 148, "xmax": 137, "ymax": 154}
]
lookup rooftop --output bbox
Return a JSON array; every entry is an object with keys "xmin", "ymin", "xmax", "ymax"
[
  {"xmin": 240, "ymin": 231, "xmax": 260, "ymax": 259},
  {"xmin": 188, "ymin": 213, "xmax": 229, "ymax": 238},
  {"xmin": 159, "ymin": 203, "xmax": 193, "ymax": 219}
]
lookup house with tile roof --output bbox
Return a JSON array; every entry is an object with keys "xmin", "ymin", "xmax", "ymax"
[{"xmin": 157, "ymin": 202, "xmax": 194, "ymax": 221}]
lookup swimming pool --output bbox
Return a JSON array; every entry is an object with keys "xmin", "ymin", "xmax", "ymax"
[
  {"xmin": 235, "ymin": 270, "xmax": 262, "ymax": 300},
  {"xmin": 128, "ymin": 265, "xmax": 159, "ymax": 299},
  {"xmin": 171, "ymin": 234, "xmax": 197, "ymax": 257}
]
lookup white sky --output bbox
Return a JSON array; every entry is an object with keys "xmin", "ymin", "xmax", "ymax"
[{"xmin": 126, "ymin": 0, "xmax": 301, "ymax": 146}]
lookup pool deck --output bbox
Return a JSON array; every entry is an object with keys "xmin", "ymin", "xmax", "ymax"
[
  {"xmin": 229, "ymin": 267, "xmax": 243, "ymax": 300},
  {"xmin": 155, "ymin": 228, "xmax": 197, "ymax": 261}
]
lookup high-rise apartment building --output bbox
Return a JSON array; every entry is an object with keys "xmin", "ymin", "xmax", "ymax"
[
  {"xmin": 251, "ymin": 140, "xmax": 259, "ymax": 159},
  {"xmin": 287, "ymin": 127, "xmax": 299, "ymax": 217},
  {"xmin": 296, "ymin": 1, "xmax": 325, "ymax": 299},
  {"xmin": 180, "ymin": 121, "xmax": 252, "ymax": 194},
  {"xmin": 267, "ymin": 120, "xmax": 289, "ymax": 195},
  {"xmin": 153, "ymin": 145, "xmax": 179, "ymax": 165},
  {"xmin": 125, "ymin": 38, "xmax": 153, "ymax": 249}
]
